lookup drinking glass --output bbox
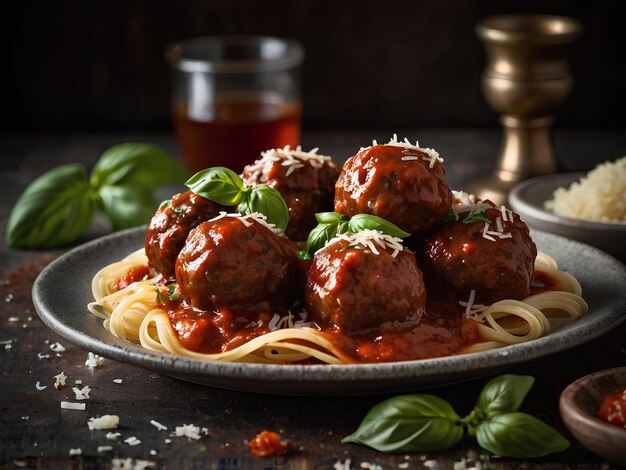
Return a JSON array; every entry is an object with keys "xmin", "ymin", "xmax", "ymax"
[{"xmin": 166, "ymin": 36, "xmax": 304, "ymax": 173}]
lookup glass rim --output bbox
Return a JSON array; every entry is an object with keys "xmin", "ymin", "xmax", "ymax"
[{"xmin": 165, "ymin": 35, "xmax": 304, "ymax": 73}]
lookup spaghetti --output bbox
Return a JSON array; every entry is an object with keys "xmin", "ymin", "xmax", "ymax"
[{"xmin": 88, "ymin": 250, "xmax": 587, "ymax": 364}]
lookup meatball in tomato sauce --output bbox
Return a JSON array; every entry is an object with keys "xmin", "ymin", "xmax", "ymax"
[
  {"xmin": 305, "ymin": 231, "xmax": 426, "ymax": 334},
  {"xmin": 334, "ymin": 141, "xmax": 452, "ymax": 234},
  {"xmin": 145, "ymin": 190, "xmax": 226, "ymax": 279},
  {"xmin": 175, "ymin": 214, "xmax": 301, "ymax": 312},
  {"xmin": 243, "ymin": 146, "xmax": 340, "ymax": 241},
  {"xmin": 422, "ymin": 200, "xmax": 537, "ymax": 303}
]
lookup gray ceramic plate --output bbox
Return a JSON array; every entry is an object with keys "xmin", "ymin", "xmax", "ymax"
[
  {"xmin": 509, "ymin": 172, "xmax": 626, "ymax": 262},
  {"xmin": 33, "ymin": 227, "xmax": 626, "ymax": 396}
]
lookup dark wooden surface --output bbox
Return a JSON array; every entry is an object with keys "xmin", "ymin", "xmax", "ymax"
[{"xmin": 1, "ymin": 129, "xmax": 626, "ymax": 469}]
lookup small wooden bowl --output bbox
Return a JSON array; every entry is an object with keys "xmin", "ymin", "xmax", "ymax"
[{"xmin": 560, "ymin": 367, "xmax": 626, "ymax": 465}]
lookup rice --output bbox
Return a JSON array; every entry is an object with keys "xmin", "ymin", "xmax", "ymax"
[{"xmin": 544, "ymin": 156, "xmax": 626, "ymax": 223}]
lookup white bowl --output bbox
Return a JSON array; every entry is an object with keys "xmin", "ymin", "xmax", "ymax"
[{"xmin": 509, "ymin": 172, "xmax": 626, "ymax": 263}]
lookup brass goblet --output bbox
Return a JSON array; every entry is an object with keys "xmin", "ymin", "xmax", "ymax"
[{"xmin": 467, "ymin": 14, "xmax": 583, "ymax": 205}]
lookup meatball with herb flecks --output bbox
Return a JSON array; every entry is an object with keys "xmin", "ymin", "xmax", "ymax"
[
  {"xmin": 175, "ymin": 213, "xmax": 301, "ymax": 312},
  {"xmin": 145, "ymin": 190, "xmax": 227, "ymax": 279},
  {"xmin": 305, "ymin": 230, "xmax": 426, "ymax": 334},
  {"xmin": 334, "ymin": 139, "xmax": 452, "ymax": 235},
  {"xmin": 243, "ymin": 146, "xmax": 339, "ymax": 241},
  {"xmin": 422, "ymin": 200, "xmax": 537, "ymax": 303}
]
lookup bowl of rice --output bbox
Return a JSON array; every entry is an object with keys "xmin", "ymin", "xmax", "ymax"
[{"xmin": 509, "ymin": 157, "xmax": 626, "ymax": 263}]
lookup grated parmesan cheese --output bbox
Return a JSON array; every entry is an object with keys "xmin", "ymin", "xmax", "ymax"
[
  {"xmin": 85, "ymin": 352, "xmax": 103, "ymax": 368},
  {"xmin": 244, "ymin": 145, "xmax": 333, "ymax": 182},
  {"xmin": 61, "ymin": 401, "xmax": 85, "ymax": 411},
  {"xmin": 173, "ymin": 424, "xmax": 202, "ymax": 440},
  {"xmin": 113, "ymin": 378, "xmax": 123, "ymax": 384},
  {"xmin": 150, "ymin": 419, "xmax": 168, "ymax": 431},
  {"xmin": 106, "ymin": 432, "xmax": 121, "ymax": 440},
  {"xmin": 323, "ymin": 229, "xmax": 405, "ymax": 258},
  {"xmin": 35, "ymin": 381, "xmax": 47, "ymax": 391},
  {"xmin": 97, "ymin": 445, "xmax": 113, "ymax": 453},
  {"xmin": 53, "ymin": 372, "xmax": 67, "ymax": 389},
  {"xmin": 209, "ymin": 211, "xmax": 279, "ymax": 234},
  {"xmin": 49, "ymin": 342, "xmax": 66, "ymax": 352},
  {"xmin": 88, "ymin": 415, "xmax": 119, "ymax": 430},
  {"xmin": 545, "ymin": 156, "xmax": 626, "ymax": 223},
  {"xmin": 68, "ymin": 448, "xmax": 82, "ymax": 456},
  {"xmin": 362, "ymin": 134, "xmax": 444, "ymax": 168},
  {"xmin": 73, "ymin": 386, "xmax": 91, "ymax": 400},
  {"xmin": 459, "ymin": 290, "xmax": 488, "ymax": 321},
  {"xmin": 124, "ymin": 436, "xmax": 141, "ymax": 446}
]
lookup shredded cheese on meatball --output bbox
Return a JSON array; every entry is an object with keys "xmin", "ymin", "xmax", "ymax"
[
  {"xmin": 245, "ymin": 145, "xmax": 333, "ymax": 180},
  {"xmin": 331, "ymin": 229, "xmax": 405, "ymax": 258},
  {"xmin": 361, "ymin": 134, "xmax": 443, "ymax": 168},
  {"xmin": 209, "ymin": 212, "xmax": 278, "ymax": 233}
]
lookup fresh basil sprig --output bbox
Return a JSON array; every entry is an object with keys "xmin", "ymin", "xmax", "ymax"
[
  {"xmin": 342, "ymin": 395, "xmax": 463, "ymax": 452},
  {"xmin": 6, "ymin": 143, "xmax": 187, "ymax": 249},
  {"xmin": 305, "ymin": 212, "xmax": 410, "ymax": 256},
  {"xmin": 343, "ymin": 374, "xmax": 569, "ymax": 458},
  {"xmin": 185, "ymin": 167, "xmax": 244, "ymax": 206},
  {"xmin": 184, "ymin": 167, "xmax": 289, "ymax": 230}
]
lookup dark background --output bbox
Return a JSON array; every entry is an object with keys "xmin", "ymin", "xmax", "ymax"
[{"xmin": 1, "ymin": 0, "xmax": 625, "ymax": 132}]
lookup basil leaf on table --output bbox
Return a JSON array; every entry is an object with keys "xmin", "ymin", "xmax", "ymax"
[
  {"xmin": 342, "ymin": 395, "xmax": 464, "ymax": 453},
  {"xmin": 238, "ymin": 186, "xmax": 289, "ymax": 230},
  {"xmin": 98, "ymin": 185, "xmax": 158, "ymax": 230},
  {"xmin": 475, "ymin": 412, "xmax": 569, "ymax": 458},
  {"xmin": 348, "ymin": 214, "xmax": 410, "ymax": 238},
  {"xmin": 185, "ymin": 167, "xmax": 245, "ymax": 206},
  {"xmin": 90, "ymin": 143, "xmax": 187, "ymax": 188},
  {"xmin": 6, "ymin": 164, "xmax": 95, "ymax": 248},
  {"xmin": 476, "ymin": 375, "xmax": 535, "ymax": 418}
]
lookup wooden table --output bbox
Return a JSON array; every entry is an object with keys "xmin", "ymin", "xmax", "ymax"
[{"xmin": 1, "ymin": 129, "xmax": 625, "ymax": 469}]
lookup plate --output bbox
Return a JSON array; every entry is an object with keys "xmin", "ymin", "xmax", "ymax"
[
  {"xmin": 509, "ymin": 172, "xmax": 626, "ymax": 262},
  {"xmin": 33, "ymin": 227, "xmax": 626, "ymax": 396}
]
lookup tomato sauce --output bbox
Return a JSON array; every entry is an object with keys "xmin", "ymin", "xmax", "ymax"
[
  {"xmin": 173, "ymin": 97, "xmax": 301, "ymax": 174},
  {"xmin": 597, "ymin": 387, "xmax": 626, "ymax": 428},
  {"xmin": 248, "ymin": 430, "xmax": 291, "ymax": 457},
  {"xmin": 158, "ymin": 295, "xmax": 482, "ymax": 363},
  {"xmin": 124, "ymin": 261, "xmax": 558, "ymax": 364},
  {"xmin": 116, "ymin": 264, "xmax": 150, "ymax": 290}
]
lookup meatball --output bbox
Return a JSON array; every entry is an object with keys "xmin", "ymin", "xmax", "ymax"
[
  {"xmin": 243, "ymin": 146, "xmax": 340, "ymax": 241},
  {"xmin": 305, "ymin": 233, "xmax": 426, "ymax": 334},
  {"xmin": 175, "ymin": 214, "xmax": 301, "ymax": 312},
  {"xmin": 422, "ymin": 200, "xmax": 537, "ymax": 303},
  {"xmin": 334, "ymin": 143, "xmax": 452, "ymax": 234},
  {"xmin": 145, "ymin": 190, "xmax": 226, "ymax": 279}
]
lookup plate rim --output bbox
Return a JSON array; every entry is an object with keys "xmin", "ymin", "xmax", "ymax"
[{"xmin": 32, "ymin": 226, "xmax": 626, "ymax": 390}]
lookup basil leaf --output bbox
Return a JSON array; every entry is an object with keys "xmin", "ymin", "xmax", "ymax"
[
  {"xmin": 476, "ymin": 412, "xmax": 569, "ymax": 458},
  {"xmin": 348, "ymin": 214, "xmax": 410, "ymax": 238},
  {"xmin": 238, "ymin": 186, "xmax": 289, "ymax": 230},
  {"xmin": 315, "ymin": 212, "xmax": 347, "ymax": 224},
  {"xmin": 185, "ymin": 167, "xmax": 244, "ymax": 206},
  {"xmin": 441, "ymin": 207, "xmax": 459, "ymax": 222},
  {"xmin": 298, "ymin": 250, "xmax": 312, "ymax": 260},
  {"xmin": 306, "ymin": 222, "xmax": 340, "ymax": 255},
  {"xmin": 342, "ymin": 395, "xmax": 464, "ymax": 453},
  {"xmin": 6, "ymin": 164, "xmax": 95, "ymax": 248},
  {"xmin": 463, "ymin": 214, "xmax": 491, "ymax": 225},
  {"xmin": 90, "ymin": 143, "xmax": 187, "ymax": 188},
  {"xmin": 477, "ymin": 375, "xmax": 535, "ymax": 419},
  {"xmin": 98, "ymin": 185, "xmax": 157, "ymax": 230}
]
